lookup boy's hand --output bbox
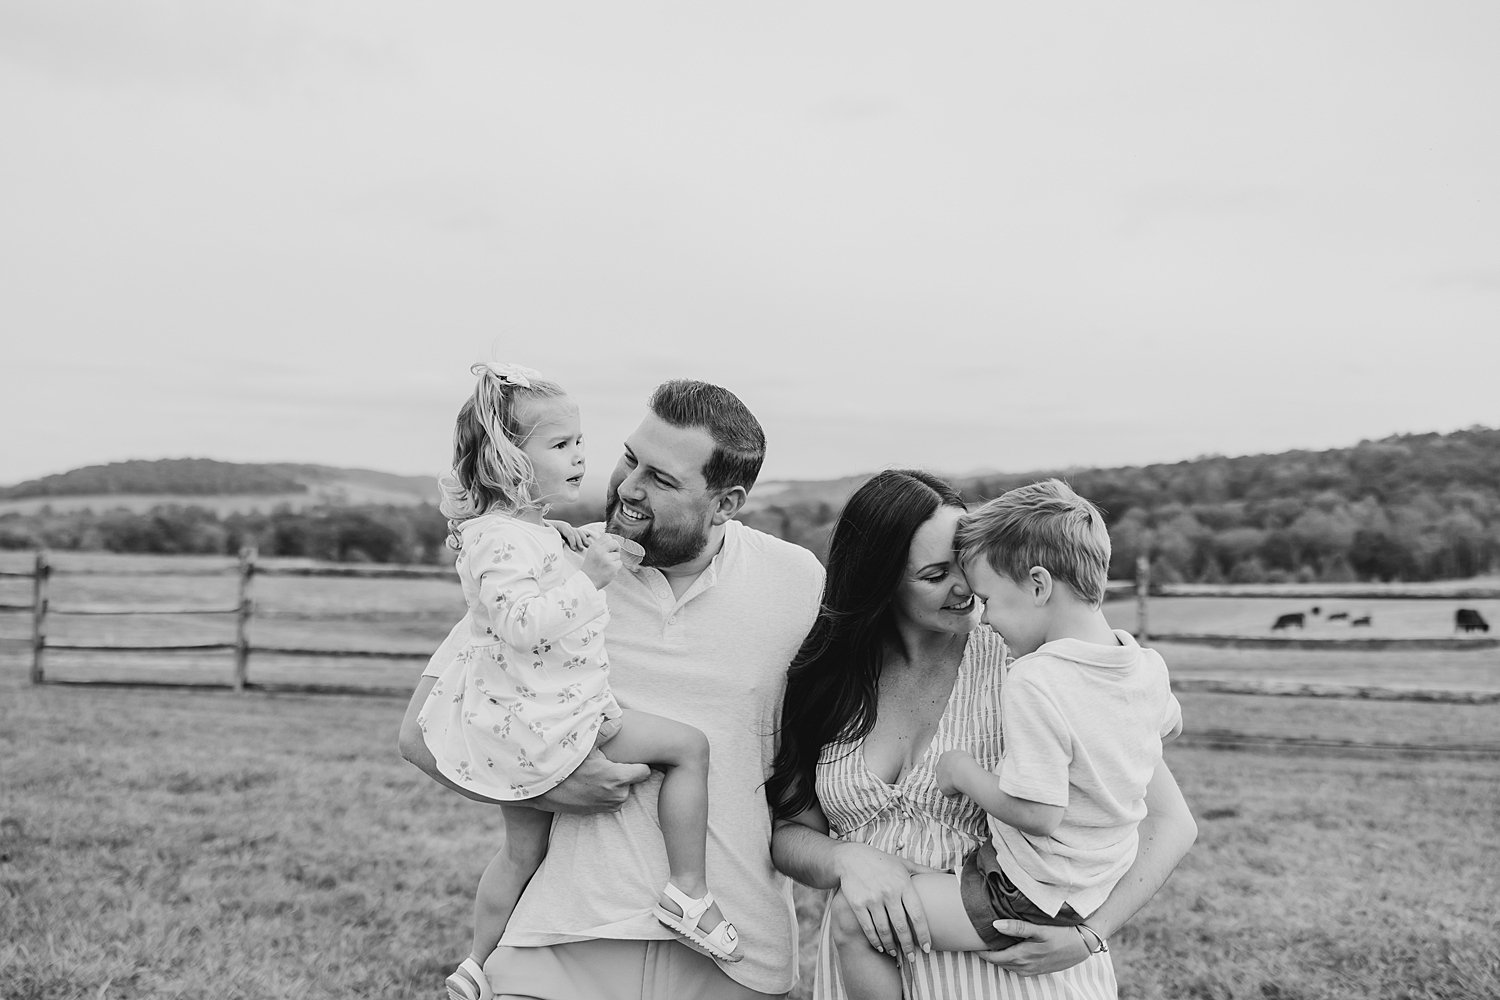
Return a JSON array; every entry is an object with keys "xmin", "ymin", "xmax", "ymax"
[
  {"xmin": 935, "ymin": 749, "xmax": 976, "ymax": 797},
  {"xmin": 547, "ymin": 518, "xmax": 590, "ymax": 552}
]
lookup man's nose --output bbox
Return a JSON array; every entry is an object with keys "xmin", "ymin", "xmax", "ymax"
[{"xmin": 617, "ymin": 466, "xmax": 647, "ymax": 499}]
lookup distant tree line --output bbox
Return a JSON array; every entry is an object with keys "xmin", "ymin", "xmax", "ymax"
[
  {"xmin": 5, "ymin": 428, "xmax": 1499, "ymax": 582},
  {"xmin": 742, "ymin": 427, "xmax": 1500, "ymax": 584},
  {"xmin": 0, "ymin": 500, "xmax": 602, "ymax": 565}
]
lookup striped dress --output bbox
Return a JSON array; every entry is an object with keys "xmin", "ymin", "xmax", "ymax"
[{"xmin": 810, "ymin": 627, "xmax": 1119, "ymax": 1000}]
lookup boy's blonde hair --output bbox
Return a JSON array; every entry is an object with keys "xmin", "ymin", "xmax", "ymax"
[{"xmin": 955, "ymin": 478, "xmax": 1112, "ymax": 606}]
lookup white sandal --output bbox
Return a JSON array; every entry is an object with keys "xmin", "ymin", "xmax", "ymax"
[
  {"xmin": 445, "ymin": 957, "xmax": 492, "ymax": 1000},
  {"xmin": 652, "ymin": 882, "xmax": 743, "ymax": 963}
]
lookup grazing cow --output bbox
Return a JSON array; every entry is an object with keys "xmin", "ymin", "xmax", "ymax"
[
  {"xmin": 1456, "ymin": 608, "xmax": 1490, "ymax": 634},
  {"xmin": 1272, "ymin": 612, "xmax": 1305, "ymax": 631},
  {"xmin": 1327, "ymin": 612, "xmax": 1349, "ymax": 621},
  {"xmin": 1351, "ymin": 615, "xmax": 1372, "ymax": 627}
]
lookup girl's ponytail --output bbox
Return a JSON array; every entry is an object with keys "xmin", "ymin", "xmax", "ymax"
[{"xmin": 439, "ymin": 362, "xmax": 567, "ymax": 549}]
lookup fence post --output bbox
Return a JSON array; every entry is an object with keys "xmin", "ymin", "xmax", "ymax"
[
  {"xmin": 234, "ymin": 547, "xmax": 256, "ymax": 691},
  {"xmin": 1135, "ymin": 555, "xmax": 1151, "ymax": 644},
  {"xmin": 30, "ymin": 550, "xmax": 49, "ymax": 685}
]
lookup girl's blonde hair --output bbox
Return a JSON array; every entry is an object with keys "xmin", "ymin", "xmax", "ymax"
[{"xmin": 438, "ymin": 362, "xmax": 568, "ymax": 548}]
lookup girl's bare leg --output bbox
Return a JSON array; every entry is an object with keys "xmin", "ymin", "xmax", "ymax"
[
  {"xmin": 469, "ymin": 805, "xmax": 553, "ymax": 965},
  {"xmin": 598, "ymin": 709, "xmax": 727, "ymax": 931}
]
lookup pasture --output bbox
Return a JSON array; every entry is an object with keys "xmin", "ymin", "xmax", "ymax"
[{"xmin": 2, "ymin": 554, "xmax": 1498, "ymax": 999}]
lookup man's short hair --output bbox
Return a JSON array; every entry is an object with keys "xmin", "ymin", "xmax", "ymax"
[
  {"xmin": 648, "ymin": 379, "xmax": 767, "ymax": 492},
  {"xmin": 955, "ymin": 479, "xmax": 1111, "ymax": 605}
]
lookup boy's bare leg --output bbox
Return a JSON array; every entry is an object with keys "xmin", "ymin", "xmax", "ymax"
[
  {"xmin": 470, "ymin": 805, "xmax": 553, "ymax": 965},
  {"xmin": 832, "ymin": 871, "xmax": 992, "ymax": 999},
  {"xmin": 907, "ymin": 872, "xmax": 993, "ymax": 949},
  {"xmin": 599, "ymin": 709, "xmax": 726, "ymax": 931}
]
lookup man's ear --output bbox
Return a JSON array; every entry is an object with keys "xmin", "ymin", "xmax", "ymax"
[
  {"xmin": 1029, "ymin": 566, "xmax": 1053, "ymax": 605},
  {"xmin": 711, "ymin": 486, "xmax": 748, "ymax": 525}
]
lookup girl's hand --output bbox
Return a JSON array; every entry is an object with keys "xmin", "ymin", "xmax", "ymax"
[
  {"xmin": 832, "ymin": 842, "xmax": 933, "ymax": 962},
  {"xmin": 547, "ymin": 518, "xmax": 590, "ymax": 552},
  {"xmin": 976, "ymin": 920, "xmax": 1091, "ymax": 977},
  {"xmin": 935, "ymin": 749, "xmax": 975, "ymax": 797},
  {"xmin": 580, "ymin": 535, "xmax": 623, "ymax": 589}
]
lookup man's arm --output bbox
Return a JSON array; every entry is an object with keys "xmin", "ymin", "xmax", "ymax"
[{"xmin": 397, "ymin": 673, "xmax": 651, "ymax": 813}]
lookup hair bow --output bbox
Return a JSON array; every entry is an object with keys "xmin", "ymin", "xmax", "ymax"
[{"xmin": 481, "ymin": 361, "xmax": 542, "ymax": 388}]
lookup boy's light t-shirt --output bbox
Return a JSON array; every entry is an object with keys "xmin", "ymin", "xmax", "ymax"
[
  {"xmin": 991, "ymin": 629, "xmax": 1182, "ymax": 919},
  {"xmin": 424, "ymin": 518, "xmax": 824, "ymax": 994}
]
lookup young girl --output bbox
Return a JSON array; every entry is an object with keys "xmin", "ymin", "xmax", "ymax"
[{"xmin": 419, "ymin": 362, "xmax": 741, "ymax": 1000}]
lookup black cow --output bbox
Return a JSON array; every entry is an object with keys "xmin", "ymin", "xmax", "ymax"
[
  {"xmin": 1351, "ymin": 615, "xmax": 1372, "ymax": 627},
  {"xmin": 1327, "ymin": 612, "xmax": 1349, "ymax": 621},
  {"xmin": 1456, "ymin": 608, "xmax": 1490, "ymax": 634},
  {"xmin": 1272, "ymin": 612, "xmax": 1305, "ymax": 631}
]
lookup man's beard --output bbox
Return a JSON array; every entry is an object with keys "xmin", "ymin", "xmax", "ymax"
[{"xmin": 605, "ymin": 493, "xmax": 711, "ymax": 568}]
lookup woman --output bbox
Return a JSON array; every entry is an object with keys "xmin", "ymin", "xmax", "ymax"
[{"xmin": 768, "ymin": 470, "xmax": 1196, "ymax": 999}]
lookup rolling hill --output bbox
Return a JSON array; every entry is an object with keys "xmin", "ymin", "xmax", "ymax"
[{"xmin": 0, "ymin": 459, "xmax": 439, "ymax": 516}]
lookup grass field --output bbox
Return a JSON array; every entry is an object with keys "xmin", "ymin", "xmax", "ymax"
[{"xmin": 3, "ymin": 555, "xmax": 1499, "ymax": 999}]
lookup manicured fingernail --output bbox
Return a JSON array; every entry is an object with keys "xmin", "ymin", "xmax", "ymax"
[
  {"xmin": 923, "ymin": 943, "xmax": 931, "ymax": 953},
  {"xmin": 908, "ymin": 952, "xmax": 916, "ymax": 962}
]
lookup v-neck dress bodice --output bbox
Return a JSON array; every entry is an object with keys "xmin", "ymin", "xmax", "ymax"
[{"xmin": 810, "ymin": 627, "xmax": 1119, "ymax": 1000}]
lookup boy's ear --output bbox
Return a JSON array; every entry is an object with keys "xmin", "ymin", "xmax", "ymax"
[
  {"xmin": 711, "ymin": 485, "xmax": 749, "ymax": 525},
  {"xmin": 1029, "ymin": 566, "xmax": 1053, "ymax": 605}
]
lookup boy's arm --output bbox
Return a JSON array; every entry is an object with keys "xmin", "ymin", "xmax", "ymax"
[
  {"xmin": 936, "ymin": 750, "xmax": 1064, "ymax": 837},
  {"xmin": 976, "ymin": 759, "xmax": 1197, "ymax": 977}
]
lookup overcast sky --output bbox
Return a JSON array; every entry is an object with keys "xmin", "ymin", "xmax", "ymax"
[{"xmin": 2, "ymin": 2, "xmax": 1497, "ymax": 491}]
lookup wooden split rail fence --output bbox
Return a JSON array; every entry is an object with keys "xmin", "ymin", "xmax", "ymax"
[
  {"xmin": 0, "ymin": 548, "xmax": 453, "ymax": 695},
  {"xmin": 3, "ymin": 552, "xmax": 1498, "ymax": 704}
]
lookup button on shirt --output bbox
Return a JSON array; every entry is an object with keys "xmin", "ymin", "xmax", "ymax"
[{"xmin": 496, "ymin": 519, "xmax": 825, "ymax": 995}]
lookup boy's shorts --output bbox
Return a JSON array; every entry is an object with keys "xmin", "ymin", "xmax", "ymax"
[{"xmin": 958, "ymin": 841, "xmax": 1084, "ymax": 949}]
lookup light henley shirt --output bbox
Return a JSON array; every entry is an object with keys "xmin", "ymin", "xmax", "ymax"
[{"xmin": 425, "ymin": 518, "xmax": 824, "ymax": 994}]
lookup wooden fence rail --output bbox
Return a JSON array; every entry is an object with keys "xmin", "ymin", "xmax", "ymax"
[
  {"xmin": 1, "ymin": 548, "xmax": 442, "ymax": 694},
  {"xmin": 5, "ymin": 549, "xmax": 1499, "ymax": 698}
]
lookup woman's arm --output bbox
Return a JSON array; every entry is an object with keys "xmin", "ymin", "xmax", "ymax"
[
  {"xmin": 978, "ymin": 759, "xmax": 1198, "ymax": 976},
  {"xmin": 772, "ymin": 805, "xmax": 937, "ymax": 960}
]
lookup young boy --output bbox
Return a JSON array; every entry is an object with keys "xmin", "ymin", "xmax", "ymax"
[{"xmin": 832, "ymin": 479, "xmax": 1182, "ymax": 999}]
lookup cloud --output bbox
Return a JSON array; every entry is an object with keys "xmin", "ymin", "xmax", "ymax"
[
  {"xmin": 812, "ymin": 94, "xmax": 901, "ymax": 123},
  {"xmin": 1430, "ymin": 268, "xmax": 1500, "ymax": 294},
  {"xmin": 1114, "ymin": 182, "xmax": 1294, "ymax": 240},
  {"xmin": 0, "ymin": 1, "xmax": 400, "ymax": 97}
]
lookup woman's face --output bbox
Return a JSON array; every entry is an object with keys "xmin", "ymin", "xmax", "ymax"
[{"xmin": 891, "ymin": 505, "xmax": 980, "ymax": 637}]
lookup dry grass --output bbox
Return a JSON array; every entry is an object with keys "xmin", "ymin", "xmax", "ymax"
[{"xmin": 3, "ymin": 557, "xmax": 1499, "ymax": 999}]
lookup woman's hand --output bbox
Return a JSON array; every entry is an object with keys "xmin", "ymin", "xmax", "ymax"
[
  {"xmin": 976, "ymin": 920, "xmax": 1091, "ymax": 977},
  {"xmin": 831, "ymin": 842, "xmax": 935, "ymax": 961}
]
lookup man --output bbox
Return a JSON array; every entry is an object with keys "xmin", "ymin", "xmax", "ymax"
[{"xmin": 400, "ymin": 379, "xmax": 825, "ymax": 999}]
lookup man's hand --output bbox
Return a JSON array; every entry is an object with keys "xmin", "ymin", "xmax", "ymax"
[
  {"xmin": 525, "ymin": 749, "xmax": 651, "ymax": 814},
  {"xmin": 935, "ymin": 749, "xmax": 977, "ymax": 797}
]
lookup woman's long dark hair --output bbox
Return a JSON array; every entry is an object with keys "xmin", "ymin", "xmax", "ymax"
[{"xmin": 766, "ymin": 469, "xmax": 966, "ymax": 821}]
